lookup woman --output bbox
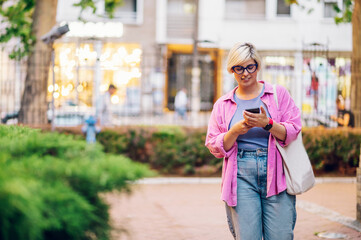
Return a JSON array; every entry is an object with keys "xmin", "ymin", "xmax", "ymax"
[
  {"xmin": 205, "ymin": 42, "xmax": 302, "ymax": 240},
  {"xmin": 331, "ymin": 95, "xmax": 354, "ymax": 128}
]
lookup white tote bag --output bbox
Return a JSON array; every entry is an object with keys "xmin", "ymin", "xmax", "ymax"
[{"xmin": 273, "ymin": 85, "xmax": 315, "ymax": 195}]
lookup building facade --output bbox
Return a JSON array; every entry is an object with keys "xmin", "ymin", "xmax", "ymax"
[
  {"xmin": 157, "ymin": 0, "xmax": 352, "ymax": 126},
  {"xmin": 0, "ymin": 0, "xmax": 352, "ymax": 126}
]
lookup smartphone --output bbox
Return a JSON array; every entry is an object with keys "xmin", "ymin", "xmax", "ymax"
[{"xmin": 245, "ymin": 108, "xmax": 260, "ymax": 114}]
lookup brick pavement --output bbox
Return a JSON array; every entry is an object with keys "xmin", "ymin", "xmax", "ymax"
[{"xmin": 105, "ymin": 178, "xmax": 361, "ymax": 240}]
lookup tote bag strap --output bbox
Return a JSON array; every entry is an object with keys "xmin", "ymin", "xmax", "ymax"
[{"xmin": 273, "ymin": 84, "xmax": 279, "ymax": 110}]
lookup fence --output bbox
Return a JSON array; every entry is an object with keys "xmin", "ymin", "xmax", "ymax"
[
  {"xmin": 0, "ymin": 47, "xmax": 212, "ymax": 128},
  {"xmin": 0, "ymin": 46, "xmax": 352, "ymax": 128}
]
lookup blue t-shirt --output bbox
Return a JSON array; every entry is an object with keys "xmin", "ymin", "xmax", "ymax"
[{"xmin": 229, "ymin": 86, "xmax": 270, "ymax": 150}]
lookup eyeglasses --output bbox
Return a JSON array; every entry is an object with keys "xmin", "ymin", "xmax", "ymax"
[{"xmin": 232, "ymin": 63, "xmax": 258, "ymax": 75}]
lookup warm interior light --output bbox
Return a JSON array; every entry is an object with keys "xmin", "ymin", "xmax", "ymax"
[
  {"xmin": 77, "ymin": 85, "xmax": 84, "ymax": 92},
  {"xmin": 100, "ymin": 84, "xmax": 109, "ymax": 92},
  {"xmin": 111, "ymin": 95, "xmax": 119, "ymax": 104},
  {"xmin": 49, "ymin": 42, "xmax": 142, "ymax": 109}
]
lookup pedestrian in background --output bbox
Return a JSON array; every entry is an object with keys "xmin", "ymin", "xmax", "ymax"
[
  {"xmin": 310, "ymin": 71, "xmax": 319, "ymax": 111},
  {"xmin": 205, "ymin": 42, "xmax": 301, "ymax": 240},
  {"xmin": 97, "ymin": 84, "xmax": 117, "ymax": 127},
  {"xmin": 331, "ymin": 95, "xmax": 354, "ymax": 128},
  {"xmin": 174, "ymin": 88, "xmax": 188, "ymax": 120}
]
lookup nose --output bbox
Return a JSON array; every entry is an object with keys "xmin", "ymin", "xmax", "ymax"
[{"xmin": 241, "ymin": 70, "xmax": 249, "ymax": 79}]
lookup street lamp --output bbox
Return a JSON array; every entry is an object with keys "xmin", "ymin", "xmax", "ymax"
[
  {"xmin": 41, "ymin": 24, "xmax": 69, "ymax": 131},
  {"xmin": 41, "ymin": 24, "xmax": 69, "ymax": 44}
]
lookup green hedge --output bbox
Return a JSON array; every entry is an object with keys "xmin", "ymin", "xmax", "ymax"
[
  {"xmin": 58, "ymin": 126, "xmax": 361, "ymax": 176},
  {"xmin": 98, "ymin": 126, "xmax": 361, "ymax": 175},
  {"xmin": 302, "ymin": 127, "xmax": 361, "ymax": 174},
  {"xmin": 94, "ymin": 126, "xmax": 220, "ymax": 175},
  {"xmin": 0, "ymin": 125, "xmax": 153, "ymax": 240}
]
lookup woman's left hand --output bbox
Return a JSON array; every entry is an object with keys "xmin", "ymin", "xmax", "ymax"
[{"xmin": 243, "ymin": 106, "xmax": 269, "ymax": 128}]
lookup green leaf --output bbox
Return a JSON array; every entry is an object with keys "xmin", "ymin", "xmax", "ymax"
[
  {"xmin": 333, "ymin": 4, "xmax": 341, "ymax": 13},
  {"xmin": 307, "ymin": 8, "xmax": 314, "ymax": 15}
]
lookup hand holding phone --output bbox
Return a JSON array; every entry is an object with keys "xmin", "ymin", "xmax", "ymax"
[{"xmin": 245, "ymin": 108, "xmax": 260, "ymax": 114}]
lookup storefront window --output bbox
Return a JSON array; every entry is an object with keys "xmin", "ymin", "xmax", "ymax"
[
  {"xmin": 262, "ymin": 56, "xmax": 295, "ymax": 92},
  {"xmin": 334, "ymin": 58, "xmax": 351, "ymax": 109},
  {"xmin": 300, "ymin": 56, "xmax": 350, "ymax": 127},
  {"xmin": 48, "ymin": 42, "xmax": 142, "ymax": 124},
  {"xmin": 167, "ymin": 53, "xmax": 214, "ymax": 111},
  {"xmin": 48, "ymin": 43, "xmax": 77, "ymax": 107},
  {"xmin": 100, "ymin": 43, "xmax": 142, "ymax": 116}
]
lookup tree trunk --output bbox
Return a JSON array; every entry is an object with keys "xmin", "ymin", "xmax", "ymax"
[
  {"xmin": 18, "ymin": 0, "xmax": 58, "ymax": 125},
  {"xmin": 351, "ymin": 0, "xmax": 361, "ymax": 128}
]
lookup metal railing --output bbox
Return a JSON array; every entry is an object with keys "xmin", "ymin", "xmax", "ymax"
[{"xmin": 0, "ymin": 47, "xmax": 352, "ymax": 129}]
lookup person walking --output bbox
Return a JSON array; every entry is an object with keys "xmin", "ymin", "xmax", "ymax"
[
  {"xmin": 205, "ymin": 42, "xmax": 302, "ymax": 240},
  {"xmin": 310, "ymin": 71, "xmax": 319, "ymax": 111},
  {"xmin": 97, "ymin": 84, "xmax": 117, "ymax": 127},
  {"xmin": 174, "ymin": 88, "xmax": 188, "ymax": 120}
]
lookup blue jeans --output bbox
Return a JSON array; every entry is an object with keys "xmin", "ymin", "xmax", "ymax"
[
  {"xmin": 225, "ymin": 148, "xmax": 296, "ymax": 240},
  {"xmin": 175, "ymin": 107, "xmax": 187, "ymax": 120}
]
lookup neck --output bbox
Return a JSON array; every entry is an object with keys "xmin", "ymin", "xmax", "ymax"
[{"xmin": 236, "ymin": 82, "xmax": 262, "ymax": 100}]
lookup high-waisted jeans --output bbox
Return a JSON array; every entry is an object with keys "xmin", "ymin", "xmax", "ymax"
[{"xmin": 225, "ymin": 148, "xmax": 296, "ymax": 240}]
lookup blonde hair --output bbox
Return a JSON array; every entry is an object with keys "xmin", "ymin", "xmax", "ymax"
[{"xmin": 226, "ymin": 42, "xmax": 262, "ymax": 74}]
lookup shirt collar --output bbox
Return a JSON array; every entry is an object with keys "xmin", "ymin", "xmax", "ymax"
[
  {"xmin": 223, "ymin": 86, "xmax": 238, "ymax": 102},
  {"xmin": 261, "ymin": 81, "xmax": 274, "ymax": 95},
  {"xmin": 222, "ymin": 81, "xmax": 274, "ymax": 102}
]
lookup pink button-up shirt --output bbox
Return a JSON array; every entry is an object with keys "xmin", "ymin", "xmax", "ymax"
[{"xmin": 205, "ymin": 81, "xmax": 302, "ymax": 207}]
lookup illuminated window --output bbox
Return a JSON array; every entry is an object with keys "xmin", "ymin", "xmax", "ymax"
[{"xmin": 48, "ymin": 42, "xmax": 142, "ymax": 113}]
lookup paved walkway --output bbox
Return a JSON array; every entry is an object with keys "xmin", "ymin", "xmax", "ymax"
[{"xmin": 105, "ymin": 177, "xmax": 361, "ymax": 240}]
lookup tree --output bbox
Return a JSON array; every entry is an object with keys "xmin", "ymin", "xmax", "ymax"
[
  {"xmin": 350, "ymin": 0, "xmax": 361, "ymax": 128},
  {"xmin": 0, "ymin": 0, "xmax": 123, "ymax": 125},
  {"xmin": 287, "ymin": 0, "xmax": 361, "ymax": 127}
]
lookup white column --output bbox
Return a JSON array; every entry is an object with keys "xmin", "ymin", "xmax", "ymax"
[
  {"xmin": 266, "ymin": 0, "xmax": 276, "ymax": 20},
  {"xmin": 156, "ymin": 0, "xmax": 167, "ymax": 44},
  {"xmin": 191, "ymin": 0, "xmax": 201, "ymax": 126},
  {"xmin": 293, "ymin": 51, "xmax": 303, "ymax": 110}
]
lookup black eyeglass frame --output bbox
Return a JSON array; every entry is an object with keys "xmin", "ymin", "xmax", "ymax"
[{"xmin": 232, "ymin": 63, "xmax": 258, "ymax": 75}]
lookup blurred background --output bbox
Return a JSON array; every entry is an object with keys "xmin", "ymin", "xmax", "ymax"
[
  {"xmin": 0, "ymin": 0, "xmax": 354, "ymax": 128},
  {"xmin": 1, "ymin": 2, "xmax": 361, "ymax": 239}
]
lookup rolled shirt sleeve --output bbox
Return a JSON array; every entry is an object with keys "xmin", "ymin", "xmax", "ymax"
[
  {"xmin": 205, "ymin": 100, "xmax": 237, "ymax": 159},
  {"xmin": 276, "ymin": 87, "xmax": 302, "ymax": 147}
]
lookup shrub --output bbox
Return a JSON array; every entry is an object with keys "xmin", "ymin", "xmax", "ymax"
[
  {"xmin": 302, "ymin": 127, "xmax": 361, "ymax": 174},
  {"xmin": 58, "ymin": 126, "xmax": 361, "ymax": 176},
  {"xmin": 0, "ymin": 125, "xmax": 153, "ymax": 240},
  {"xmin": 96, "ymin": 126, "xmax": 222, "ymax": 175}
]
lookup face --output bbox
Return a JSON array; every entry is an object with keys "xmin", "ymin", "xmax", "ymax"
[
  {"xmin": 231, "ymin": 59, "xmax": 259, "ymax": 88},
  {"xmin": 336, "ymin": 100, "xmax": 344, "ymax": 110},
  {"xmin": 109, "ymin": 88, "xmax": 116, "ymax": 95}
]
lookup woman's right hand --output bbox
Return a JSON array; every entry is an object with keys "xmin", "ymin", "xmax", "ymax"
[
  {"xmin": 223, "ymin": 120, "xmax": 252, "ymax": 151},
  {"xmin": 230, "ymin": 119, "xmax": 252, "ymax": 136}
]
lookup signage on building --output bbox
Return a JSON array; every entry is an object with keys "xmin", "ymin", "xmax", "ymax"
[{"xmin": 64, "ymin": 21, "xmax": 124, "ymax": 38}]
